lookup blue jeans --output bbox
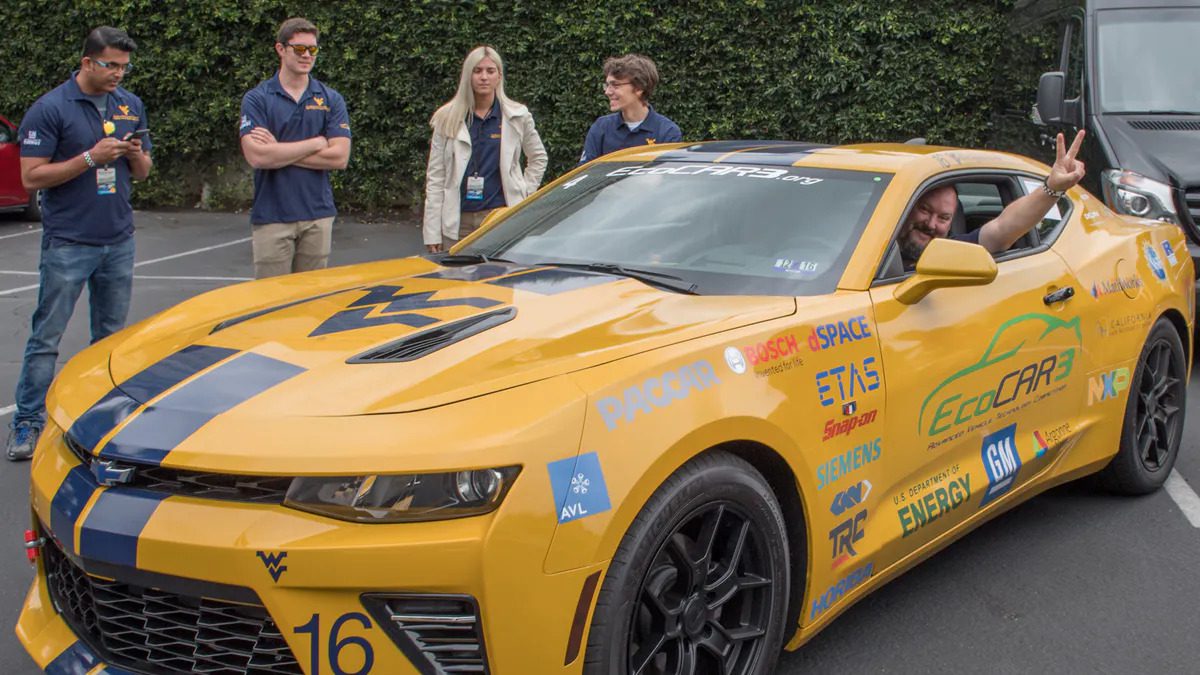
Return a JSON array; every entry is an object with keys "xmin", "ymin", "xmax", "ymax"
[{"xmin": 12, "ymin": 237, "xmax": 135, "ymax": 429}]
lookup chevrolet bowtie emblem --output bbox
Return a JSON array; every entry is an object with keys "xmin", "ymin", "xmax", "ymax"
[{"xmin": 91, "ymin": 459, "xmax": 135, "ymax": 486}]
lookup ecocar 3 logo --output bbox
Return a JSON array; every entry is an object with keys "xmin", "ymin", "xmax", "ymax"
[
  {"xmin": 919, "ymin": 314, "xmax": 1081, "ymax": 437},
  {"xmin": 597, "ymin": 360, "xmax": 720, "ymax": 430}
]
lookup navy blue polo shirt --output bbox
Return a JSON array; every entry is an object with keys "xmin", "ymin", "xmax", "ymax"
[
  {"xmin": 579, "ymin": 106, "xmax": 682, "ymax": 164},
  {"xmin": 240, "ymin": 74, "xmax": 351, "ymax": 225},
  {"xmin": 18, "ymin": 74, "xmax": 151, "ymax": 246},
  {"xmin": 461, "ymin": 98, "xmax": 505, "ymax": 212}
]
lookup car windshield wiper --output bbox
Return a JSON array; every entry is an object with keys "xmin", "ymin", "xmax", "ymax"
[
  {"xmin": 435, "ymin": 253, "xmax": 513, "ymax": 266},
  {"xmin": 535, "ymin": 261, "xmax": 699, "ymax": 295}
]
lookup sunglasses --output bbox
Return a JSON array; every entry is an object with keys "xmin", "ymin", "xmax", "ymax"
[
  {"xmin": 91, "ymin": 58, "xmax": 133, "ymax": 74},
  {"xmin": 284, "ymin": 43, "xmax": 320, "ymax": 57}
]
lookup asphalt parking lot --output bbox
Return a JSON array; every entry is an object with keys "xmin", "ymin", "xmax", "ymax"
[{"xmin": 0, "ymin": 210, "xmax": 1198, "ymax": 673}]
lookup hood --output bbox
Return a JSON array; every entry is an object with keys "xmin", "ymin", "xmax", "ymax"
[
  {"xmin": 1102, "ymin": 114, "xmax": 1200, "ymax": 186},
  {"xmin": 103, "ymin": 259, "xmax": 795, "ymax": 417}
]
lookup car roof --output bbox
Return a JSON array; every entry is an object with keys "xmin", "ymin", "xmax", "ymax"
[{"xmin": 594, "ymin": 140, "xmax": 1049, "ymax": 175}]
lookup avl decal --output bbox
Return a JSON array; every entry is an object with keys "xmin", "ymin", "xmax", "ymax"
[
  {"xmin": 817, "ymin": 438, "xmax": 881, "ymax": 490},
  {"xmin": 808, "ymin": 316, "xmax": 873, "ymax": 351},
  {"xmin": 548, "ymin": 452, "xmax": 612, "ymax": 523},
  {"xmin": 816, "ymin": 357, "xmax": 880, "ymax": 406},
  {"xmin": 1088, "ymin": 368, "xmax": 1129, "ymax": 405},
  {"xmin": 980, "ymin": 424, "xmax": 1021, "ymax": 507},
  {"xmin": 829, "ymin": 509, "xmax": 867, "ymax": 571},
  {"xmin": 919, "ymin": 314, "xmax": 1081, "ymax": 438},
  {"xmin": 597, "ymin": 360, "xmax": 719, "ymax": 430},
  {"xmin": 310, "ymin": 285, "xmax": 502, "ymax": 337}
]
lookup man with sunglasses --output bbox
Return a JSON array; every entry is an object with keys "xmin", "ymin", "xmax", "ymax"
[
  {"xmin": 240, "ymin": 17, "xmax": 351, "ymax": 279},
  {"xmin": 579, "ymin": 54, "xmax": 682, "ymax": 164},
  {"xmin": 6, "ymin": 26, "xmax": 152, "ymax": 462}
]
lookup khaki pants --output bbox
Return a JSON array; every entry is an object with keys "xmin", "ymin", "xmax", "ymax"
[
  {"xmin": 442, "ymin": 208, "xmax": 496, "ymax": 251},
  {"xmin": 252, "ymin": 217, "xmax": 335, "ymax": 279}
]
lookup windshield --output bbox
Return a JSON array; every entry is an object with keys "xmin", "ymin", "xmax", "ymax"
[
  {"xmin": 1096, "ymin": 8, "xmax": 1200, "ymax": 114},
  {"xmin": 461, "ymin": 162, "xmax": 891, "ymax": 296}
]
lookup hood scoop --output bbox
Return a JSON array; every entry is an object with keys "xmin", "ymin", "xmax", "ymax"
[{"xmin": 349, "ymin": 307, "xmax": 517, "ymax": 363}]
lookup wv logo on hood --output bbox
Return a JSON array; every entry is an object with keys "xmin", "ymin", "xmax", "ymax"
[
  {"xmin": 310, "ymin": 285, "xmax": 503, "ymax": 337},
  {"xmin": 257, "ymin": 550, "xmax": 288, "ymax": 582}
]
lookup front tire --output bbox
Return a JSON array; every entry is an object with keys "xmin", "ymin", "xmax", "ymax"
[
  {"xmin": 584, "ymin": 451, "xmax": 790, "ymax": 675},
  {"xmin": 1099, "ymin": 318, "xmax": 1187, "ymax": 494}
]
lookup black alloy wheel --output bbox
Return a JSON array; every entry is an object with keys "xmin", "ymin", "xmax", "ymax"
[
  {"xmin": 584, "ymin": 451, "xmax": 789, "ymax": 675},
  {"xmin": 1100, "ymin": 317, "xmax": 1187, "ymax": 494},
  {"xmin": 628, "ymin": 502, "xmax": 774, "ymax": 674}
]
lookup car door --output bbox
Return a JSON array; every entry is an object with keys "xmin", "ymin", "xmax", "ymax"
[
  {"xmin": 867, "ymin": 178, "xmax": 1088, "ymax": 571},
  {"xmin": 0, "ymin": 117, "xmax": 27, "ymax": 207}
]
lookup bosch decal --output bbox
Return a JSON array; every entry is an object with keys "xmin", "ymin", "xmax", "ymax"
[
  {"xmin": 817, "ymin": 438, "xmax": 882, "ymax": 490},
  {"xmin": 596, "ymin": 360, "xmax": 720, "ymax": 430},
  {"xmin": 979, "ymin": 424, "xmax": 1021, "ymax": 507},
  {"xmin": 729, "ymin": 333, "xmax": 804, "ymax": 378},
  {"xmin": 723, "ymin": 346, "xmax": 747, "ymax": 374},
  {"xmin": 810, "ymin": 563, "xmax": 874, "ymax": 620},
  {"xmin": 808, "ymin": 316, "xmax": 873, "ymax": 351},
  {"xmin": 548, "ymin": 452, "xmax": 612, "ymax": 523},
  {"xmin": 822, "ymin": 408, "xmax": 879, "ymax": 441},
  {"xmin": 816, "ymin": 357, "xmax": 880, "ymax": 406}
]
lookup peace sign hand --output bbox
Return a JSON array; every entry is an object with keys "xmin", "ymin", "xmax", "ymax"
[{"xmin": 1047, "ymin": 129, "xmax": 1086, "ymax": 192}]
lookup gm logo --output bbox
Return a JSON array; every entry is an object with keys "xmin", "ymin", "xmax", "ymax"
[
  {"xmin": 90, "ymin": 460, "xmax": 135, "ymax": 487},
  {"xmin": 830, "ymin": 480, "xmax": 872, "ymax": 517},
  {"xmin": 980, "ymin": 424, "xmax": 1021, "ymax": 507},
  {"xmin": 1088, "ymin": 368, "xmax": 1129, "ymax": 405},
  {"xmin": 257, "ymin": 551, "xmax": 288, "ymax": 582}
]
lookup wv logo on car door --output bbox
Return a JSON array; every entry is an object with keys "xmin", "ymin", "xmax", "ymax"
[{"xmin": 310, "ymin": 285, "xmax": 503, "ymax": 337}]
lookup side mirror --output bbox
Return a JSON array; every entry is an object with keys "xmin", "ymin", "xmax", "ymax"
[
  {"xmin": 1035, "ymin": 71, "xmax": 1065, "ymax": 126},
  {"xmin": 893, "ymin": 238, "xmax": 998, "ymax": 305}
]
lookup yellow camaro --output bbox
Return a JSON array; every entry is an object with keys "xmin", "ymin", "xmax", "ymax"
[{"xmin": 18, "ymin": 141, "xmax": 1194, "ymax": 675}]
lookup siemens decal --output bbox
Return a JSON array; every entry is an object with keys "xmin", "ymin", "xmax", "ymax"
[
  {"xmin": 817, "ymin": 438, "xmax": 882, "ymax": 490},
  {"xmin": 597, "ymin": 361, "xmax": 720, "ymax": 430}
]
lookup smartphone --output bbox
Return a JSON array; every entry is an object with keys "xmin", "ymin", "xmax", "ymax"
[{"xmin": 123, "ymin": 128, "xmax": 150, "ymax": 141}]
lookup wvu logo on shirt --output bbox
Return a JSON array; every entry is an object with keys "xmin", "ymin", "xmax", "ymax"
[
  {"xmin": 112, "ymin": 103, "xmax": 139, "ymax": 121},
  {"xmin": 118, "ymin": 104, "xmax": 130, "ymax": 115},
  {"xmin": 646, "ymin": 139, "xmax": 657, "ymax": 145},
  {"xmin": 306, "ymin": 95, "xmax": 330, "ymax": 111}
]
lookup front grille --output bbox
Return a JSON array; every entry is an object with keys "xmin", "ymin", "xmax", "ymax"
[
  {"xmin": 44, "ymin": 540, "xmax": 302, "ymax": 674},
  {"xmin": 64, "ymin": 433, "xmax": 290, "ymax": 504},
  {"xmin": 363, "ymin": 594, "xmax": 489, "ymax": 674},
  {"xmin": 1183, "ymin": 187, "xmax": 1200, "ymax": 231}
]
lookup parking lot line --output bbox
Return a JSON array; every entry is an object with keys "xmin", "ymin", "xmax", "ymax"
[
  {"xmin": 0, "ymin": 236, "xmax": 253, "ymax": 296},
  {"xmin": 1165, "ymin": 469, "xmax": 1200, "ymax": 528},
  {"xmin": 0, "ymin": 227, "xmax": 41, "ymax": 241},
  {"xmin": 0, "ymin": 404, "xmax": 14, "ymax": 418}
]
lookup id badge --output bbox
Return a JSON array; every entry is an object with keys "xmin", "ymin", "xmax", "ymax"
[
  {"xmin": 96, "ymin": 167, "xmax": 117, "ymax": 195},
  {"xmin": 465, "ymin": 175, "xmax": 485, "ymax": 201}
]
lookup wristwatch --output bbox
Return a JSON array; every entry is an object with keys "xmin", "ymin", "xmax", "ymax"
[{"xmin": 1041, "ymin": 180, "xmax": 1066, "ymax": 198}]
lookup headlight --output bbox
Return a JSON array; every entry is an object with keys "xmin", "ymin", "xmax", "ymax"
[
  {"xmin": 284, "ymin": 466, "xmax": 521, "ymax": 523},
  {"xmin": 1101, "ymin": 169, "xmax": 1179, "ymax": 223}
]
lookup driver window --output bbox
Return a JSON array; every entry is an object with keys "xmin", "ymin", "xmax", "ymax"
[{"xmin": 1019, "ymin": 177, "xmax": 1073, "ymax": 242}]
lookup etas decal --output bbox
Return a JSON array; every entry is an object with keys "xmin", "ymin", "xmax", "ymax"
[{"xmin": 816, "ymin": 357, "xmax": 880, "ymax": 407}]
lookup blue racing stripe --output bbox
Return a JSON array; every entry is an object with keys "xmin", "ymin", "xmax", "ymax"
[
  {"xmin": 98, "ymin": 353, "xmax": 306, "ymax": 465},
  {"xmin": 68, "ymin": 344, "xmax": 238, "ymax": 452},
  {"xmin": 78, "ymin": 487, "xmax": 169, "ymax": 568},
  {"xmin": 43, "ymin": 640, "xmax": 101, "ymax": 674},
  {"xmin": 48, "ymin": 466, "xmax": 99, "ymax": 555}
]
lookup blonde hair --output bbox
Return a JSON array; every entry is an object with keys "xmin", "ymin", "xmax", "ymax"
[{"xmin": 430, "ymin": 46, "xmax": 516, "ymax": 138}]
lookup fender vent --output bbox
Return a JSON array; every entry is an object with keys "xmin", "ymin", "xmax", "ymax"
[
  {"xmin": 362, "ymin": 594, "xmax": 489, "ymax": 674},
  {"xmin": 349, "ymin": 307, "xmax": 516, "ymax": 363},
  {"xmin": 1128, "ymin": 119, "xmax": 1200, "ymax": 131}
]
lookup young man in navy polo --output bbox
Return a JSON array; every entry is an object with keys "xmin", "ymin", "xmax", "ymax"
[
  {"xmin": 6, "ymin": 26, "xmax": 152, "ymax": 461},
  {"xmin": 579, "ymin": 54, "xmax": 682, "ymax": 164},
  {"xmin": 240, "ymin": 17, "xmax": 351, "ymax": 279}
]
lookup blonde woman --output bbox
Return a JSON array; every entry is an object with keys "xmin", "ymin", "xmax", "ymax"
[{"xmin": 423, "ymin": 46, "xmax": 547, "ymax": 253}]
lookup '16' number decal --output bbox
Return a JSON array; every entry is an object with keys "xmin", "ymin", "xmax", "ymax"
[{"xmin": 293, "ymin": 612, "xmax": 375, "ymax": 675}]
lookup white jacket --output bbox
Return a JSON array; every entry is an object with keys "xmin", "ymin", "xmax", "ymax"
[{"xmin": 422, "ymin": 101, "xmax": 548, "ymax": 244}]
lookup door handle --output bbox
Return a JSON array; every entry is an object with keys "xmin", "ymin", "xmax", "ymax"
[{"xmin": 1043, "ymin": 286, "xmax": 1075, "ymax": 305}]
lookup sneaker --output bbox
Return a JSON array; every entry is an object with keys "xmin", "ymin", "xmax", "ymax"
[{"xmin": 6, "ymin": 423, "xmax": 40, "ymax": 461}]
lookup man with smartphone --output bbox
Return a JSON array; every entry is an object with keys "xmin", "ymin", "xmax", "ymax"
[
  {"xmin": 239, "ymin": 17, "xmax": 351, "ymax": 279},
  {"xmin": 6, "ymin": 26, "xmax": 152, "ymax": 461}
]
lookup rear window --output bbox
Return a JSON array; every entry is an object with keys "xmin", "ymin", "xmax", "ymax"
[{"xmin": 463, "ymin": 162, "xmax": 891, "ymax": 296}]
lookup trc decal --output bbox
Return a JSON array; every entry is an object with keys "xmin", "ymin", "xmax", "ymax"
[
  {"xmin": 596, "ymin": 360, "xmax": 720, "ymax": 430},
  {"xmin": 980, "ymin": 424, "xmax": 1021, "ymax": 507},
  {"xmin": 310, "ymin": 285, "xmax": 503, "ymax": 337},
  {"xmin": 829, "ymin": 509, "xmax": 867, "ymax": 570},
  {"xmin": 257, "ymin": 550, "xmax": 289, "ymax": 582}
]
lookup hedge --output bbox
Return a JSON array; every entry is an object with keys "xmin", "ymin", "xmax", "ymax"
[{"xmin": 0, "ymin": 0, "xmax": 1031, "ymax": 212}]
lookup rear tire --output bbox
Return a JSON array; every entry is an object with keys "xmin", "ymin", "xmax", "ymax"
[
  {"xmin": 21, "ymin": 189, "xmax": 41, "ymax": 221},
  {"xmin": 584, "ymin": 451, "xmax": 789, "ymax": 675},
  {"xmin": 1099, "ymin": 318, "xmax": 1187, "ymax": 494}
]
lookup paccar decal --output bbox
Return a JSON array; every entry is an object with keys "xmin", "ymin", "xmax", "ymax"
[
  {"xmin": 919, "ymin": 314, "xmax": 1080, "ymax": 439},
  {"xmin": 596, "ymin": 361, "xmax": 720, "ymax": 430},
  {"xmin": 548, "ymin": 452, "xmax": 612, "ymax": 523},
  {"xmin": 310, "ymin": 285, "xmax": 503, "ymax": 337},
  {"xmin": 810, "ymin": 563, "xmax": 874, "ymax": 620}
]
